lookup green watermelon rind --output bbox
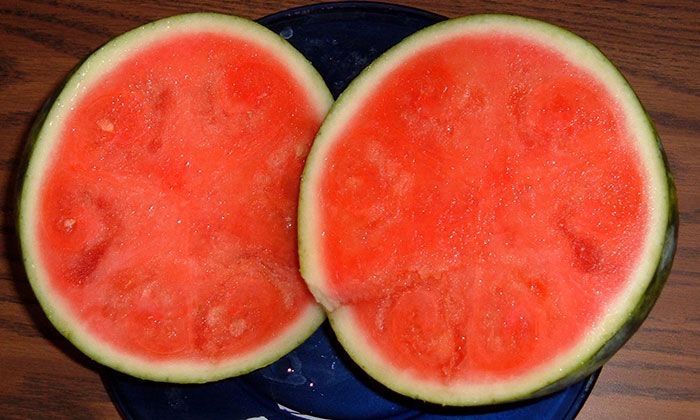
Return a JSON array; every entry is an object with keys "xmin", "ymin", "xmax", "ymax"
[
  {"xmin": 18, "ymin": 13, "xmax": 331, "ymax": 383},
  {"xmin": 298, "ymin": 14, "xmax": 677, "ymax": 405}
]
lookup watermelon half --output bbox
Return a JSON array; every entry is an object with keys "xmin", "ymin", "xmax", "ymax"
[
  {"xmin": 18, "ymin": 13, "xmax": 332, "ymax": 382},
  {"xmin": 299, "ymin": 15, "xmax": 677, "ymax": 405}
]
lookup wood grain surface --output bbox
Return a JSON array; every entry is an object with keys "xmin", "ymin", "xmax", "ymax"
[{"xmin": 0, "ymin": 1, "xmax": 698, "ymax": 419}]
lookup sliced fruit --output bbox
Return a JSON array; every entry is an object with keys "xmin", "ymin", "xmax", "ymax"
[
  {"xmin": 299, "ymin": 14, "xmax": 676, "ymax": 405},
  {"xmin": 18, "ymin": 13, "xmax": 332, "ymax": 382}
]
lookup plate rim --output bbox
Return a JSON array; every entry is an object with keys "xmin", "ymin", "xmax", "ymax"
[{"xmin": 256, "ymin": 0, "xmax": 447, "ymax": 26}]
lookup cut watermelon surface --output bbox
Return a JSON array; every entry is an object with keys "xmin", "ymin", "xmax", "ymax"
[
  {"xmin": 299, "ymin": 15, "xmax": 676, "ymax": 405},
  {"xmin": 19, "ymin": 13, "xmax": 331, "ymax": 382}
]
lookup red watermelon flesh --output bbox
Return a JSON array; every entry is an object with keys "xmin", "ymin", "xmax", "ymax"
[
  {"xmin": 29, "ymin": 22, "xmax": 329, "ymax": 371},
  {"xmin": 313, "ymin": 33, "xmax": 648, "ymax": 382}
]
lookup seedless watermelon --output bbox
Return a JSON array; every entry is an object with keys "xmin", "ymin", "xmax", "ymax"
[
  {"xmin": 299, "ymin": 15, "xmax": 677, "ymax": 405},
  {"xmin": 18, "ymin": 13, "xmax": 332, "ymax": 382}
]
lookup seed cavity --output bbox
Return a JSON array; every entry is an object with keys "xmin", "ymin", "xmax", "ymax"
[
  {"xmin": 63, "ymin": 218, "xmax": 76, "ymax": 232},
  {"xmin": 229, "ymin": 319, "xmax": 248, "ymax": 337},
  {"xmin": 206, "ymin": 306, "xmax": 224, "ymax": 327},
  {"xmin": 97, "ymin": 118, "xmax": 114, "ymax": 132}
]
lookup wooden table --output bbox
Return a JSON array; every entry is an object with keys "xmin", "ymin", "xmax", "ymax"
[{"xmin": 1, "ymin": 1, "xmax": 697, "ymax": 418}]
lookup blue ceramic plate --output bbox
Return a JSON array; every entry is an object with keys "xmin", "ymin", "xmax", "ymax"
[{"xmin": 102, "ymin": 3, "xmax": 600, "ymax": 419}]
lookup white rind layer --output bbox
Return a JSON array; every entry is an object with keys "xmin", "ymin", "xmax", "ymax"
[
  {"xmin": 19, "ymin": 13, "xmax": 331, "ymax": 383},
  {"xmin": 298, "ymin": 14, "xmax": 671, "ymax": 405}
]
